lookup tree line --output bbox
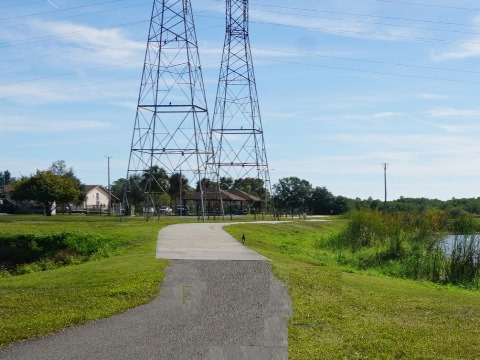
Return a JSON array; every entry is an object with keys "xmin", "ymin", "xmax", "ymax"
[{"xmin": 2, "ymin": 163, "xmax": 480, "ymax": 217}]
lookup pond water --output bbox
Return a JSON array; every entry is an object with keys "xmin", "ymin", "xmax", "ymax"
[{"xmin": 441, "ymin": 234, "xmax": 480, "ymax": 259}]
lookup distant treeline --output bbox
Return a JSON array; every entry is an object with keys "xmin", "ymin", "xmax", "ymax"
[
  {"xmin": 272, "ymin": 177, "xmax": 480, "ymax": 216},
  {"xmin": 350, "ymin": 196, "xmax": 480, "ymax": 217}
]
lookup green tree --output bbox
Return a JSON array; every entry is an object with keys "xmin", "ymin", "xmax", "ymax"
[
  {"xmin": 196, "ymin": 177, "xmax": 215, "ymax": 191},
  {"xmin": 121, "ymin": 175, "xmax": 147, "ymax": 211},
  {"xmin": 273, "ymin": 177, "xmax": 313, "ymax": 215},
  {"xmin": 169, "ymin": 172, "xmax": 190, "ymax": 201},
  {"xmin": 310, "ymin": 186, "xmax": 334, "ymax": 215},
  {"xmin": 48, "ymin": 160, "xmax": 86, "ymax": 206},
  {"xmin": 219, "ymin": 177, "xmax": 234, "ymax": 190},
  {"xmin": 233, "ymin": 177, "xmax": 265, "ymax": 196},
  {"xmin": 49, "ymin": 160, "xmax": 69, "ymax": 176},
  {"xmin": 0, "ymin": 170, "xmax": 14, "ymax": 187},
  {"xmin": 110, "ymin": 178, "xmax": 127, "ymax": 201},
  {"xmin": 331, "ymin": 195, "xmax": 350, "ymax": 214},
  {"xmin": 10, "ymin": 171, "xmax": 81, "ymax": 216},
  {"xmin": 142, "ymin": 166, "xmax": 169, "ymax": 194}
]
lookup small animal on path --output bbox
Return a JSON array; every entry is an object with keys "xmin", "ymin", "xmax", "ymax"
[{"xmin": 241, "ymin": 234, "xmax": 246, "ymax": 244}]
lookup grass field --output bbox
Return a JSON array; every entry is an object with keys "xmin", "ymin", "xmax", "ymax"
[
  {"xmin": 0, "ymin": 215, "xmax": 178, "ymax": 347},
  {"xmin": 225, "ymin": 220, "xmax": 480, "ymax": 360},
  {"xmin": 1, "ymin": 215, "xmax": 479, "ymax": 359}
]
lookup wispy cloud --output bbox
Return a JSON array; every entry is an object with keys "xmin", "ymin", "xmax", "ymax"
[
  {"xmin": 0, "ymin": 115, "xmax": 111, "ymax": 133},
  {"xmin": 344, "ymin": 112, "xmax": 402, "ymax": 120},
  {"xmin": 431, "ymin": 15, "xmax": 480, "ymax": 61},
  {"xmin": 428, "ymin": 108, "xmax": 480, "ymax": 118},
  {"xmin": 432, "ymin": 42, "xmax": 480, "ymax": 61},
  {"xmin": 249, "ymin": 6, "xmax": 422, "ymax": 42},
  {"xmin": 313, "ymin": 111, "xmax": 402, "ymax": 122},
  {"xmin": 415, "ymin": 93, "xmax": 450, "ymax": 100},
  {"xmin": 28, "ymin": 20, "xmax": 145, "ymax": 66},
  {"xmin": 0, "ymin": 77, "xmax": 138, "ymax": 104}
]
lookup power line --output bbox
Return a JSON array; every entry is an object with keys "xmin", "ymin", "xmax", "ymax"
[
  {"xmin": 1, "ymin": 61, "xmax": 141, "ymax": 86},
  {"xmin": 1, "ymin": 2, "xmax": 151, "ymax": 30},
  {"xmin": 0, "ymin": 75, "xmax": 138, "ymax": 100},
  {"xmin": 249, "ymin": 19, "xmax": 480, "ymax": 47},
  {"xmin": 0, "ymin": 23, "xmax": 222, "ymax": 63},
  {"xmin": 256, "ymin": 57, "xmax": 480, "ymax": 86},
  {"xmin": 0, "ymin": 1, "xmax": 44, "ymax": 10},
  {"xmin": 248, "ymin": 2, "xmax": 478, "ymax": 28},
  {"xmin": 2, "ymin": 3, "xmax": 477, "ymax": 50},
  {"xmin": 250, "ymin": 8, "xmax": 480, "ymax": 37},
  {"xmin": 254, "ymin": 47, "xmax": 480, "ymax": 75},
  {"xmin": 0, "ymin": 19, "xmax": 149, "ymax": 48},
  {"xmin": 0, "ymin": 0, "xmax": 128, "ymax": 21},
  {"xmin": 3, "ymin": 53, "xmax": 479, "ymax": 102},
  {"xmin": 370, "ymin": 0, "xmax": 480, "ymax": 11},
  {"xmin": 4, "ymin": 45, "xmax": 480, "ymax": 90}
]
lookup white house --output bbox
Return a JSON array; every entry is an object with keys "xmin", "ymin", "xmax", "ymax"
[{"xmin": 84, "ymin": 185, "xmax": 111, "ymax": 210}]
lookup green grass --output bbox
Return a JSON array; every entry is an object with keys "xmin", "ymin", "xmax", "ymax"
[
  {"xmin": 2, "ymin": 215, "xmax": 480, "ymax": 358},
  {"xmin": 0, "ymin": 214, "xmax": 175, "ymax": 347},
  {"xmin": 225, "ymin": 220, "xmax": 480, "ymax": 360}
]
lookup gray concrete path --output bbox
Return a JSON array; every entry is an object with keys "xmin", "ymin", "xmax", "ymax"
[
  {"xmin": 156, "ymin": 223, "xmax": 269, "ymax": 260},
  {"xmin": 0, "ymin": 222, "xmax": 292, "ymax": 360}
]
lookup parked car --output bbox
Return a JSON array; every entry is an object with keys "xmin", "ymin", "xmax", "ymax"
[
  {"xmin": 176, "ymin": 205, "xmax": 189, "ymax": 215},
  {"xmin": 142, "ymin": 207, "xmax": 155, "ymax": 213},
  {"xmin": 158, "ymin": 206, "xmax": 172, "ymax": 215}
]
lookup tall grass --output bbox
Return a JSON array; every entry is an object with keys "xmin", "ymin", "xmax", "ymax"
[
  {"xmin": 445, "ymin": 214, "xmax": 480, "ymax": 285},
  {"xmin": 328, "ymin": 209, "xmax": 480, "ymax": 288},
  {"xmin": 0, "ymin": 232, "xmax": 120, "ymax": 275}
]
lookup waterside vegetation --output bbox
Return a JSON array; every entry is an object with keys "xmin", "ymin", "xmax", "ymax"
[{"xmin": 329, "ymin": 209, "xmax": 480, "ymax": 288}]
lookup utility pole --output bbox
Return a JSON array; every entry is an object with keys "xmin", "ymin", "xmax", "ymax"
[
  {"xmin": 106, "ymin": 156, "xmax": 112, "ymax": 216},
  {"xmin": 381, "ymin": 163, "xmax": 389, "ymax": 213},
  {"xmin": 179, "ymin": 169, "xmax": 183, "ymax": 217}
]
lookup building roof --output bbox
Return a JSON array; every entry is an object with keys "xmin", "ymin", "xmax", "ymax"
[
  {"xmin": 84, "ymin": 185, "xmax": 119, "ymax": 201},
  {"xmin": 84, "ymin": 185, "xmax": 103, "ymax": 193},
  {"xmin": 228, "ymin": 188, "xmax": 261, "ymax": 202},
  {"xmin": 183, "ymin": 188, "xmax": 261, "ymax": 202}
]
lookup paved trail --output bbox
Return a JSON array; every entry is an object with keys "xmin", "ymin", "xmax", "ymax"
[{"xmin": 0, "ymin": 223, "xmax": 291, "ymax": 360}]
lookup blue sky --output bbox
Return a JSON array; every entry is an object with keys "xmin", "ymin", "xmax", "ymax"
[{"xmin": 2, "ymin": 0, "xmax": 480, "ymax": 200}]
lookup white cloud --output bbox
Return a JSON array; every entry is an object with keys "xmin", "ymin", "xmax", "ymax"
[
  {"xmin": 432, "ymin": 42, "xmax": 480, "ymax": 61},
  {"xmin": 344, "ymin": 112, "xmax": 402, "ymax": 120},
  {"xmin": 431, "ymin": 15, "xmax": 480, "ymax": 61},
  {"xmin": 0, "ymin": 115, "xmax": 111, "ymax": 133},
  {"xmin": 415, "ymin": 93, "xmax": 450, "ymax": 100},
  {"xmin": 28, "ymin": 20, "xmax": 145, "ymax": 66},
  {"xmin": 249, "ymin": 6, "xmax": 422, "ymax": 42},
  {"xmin": 428, "ymin": 108, "xmax": 480, "ymax": 118},
  {"xmin": 312, "ymin": 111, "xmax": 402, "ymax": 123}
]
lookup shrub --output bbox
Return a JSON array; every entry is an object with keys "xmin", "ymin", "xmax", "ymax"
[{"xmin": 0, "ymin": 232, "xmax": 119, "ymax": 275}]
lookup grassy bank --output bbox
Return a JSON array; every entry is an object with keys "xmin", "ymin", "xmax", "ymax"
[
  {"xmin": 0, "ymin": 215, "xmax": 174, "ymax": 347},
  {"xmin": 225, "ymin": 220, "xmax": 480, "ymax": 359}
]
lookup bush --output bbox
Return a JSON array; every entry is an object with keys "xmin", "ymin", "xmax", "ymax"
[{"xmin": 0, "ymin": 232, "xmax": 118, "ymax": 275}]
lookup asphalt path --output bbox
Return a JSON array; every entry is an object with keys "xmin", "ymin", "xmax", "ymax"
[{"xmin": 0, "ymin": 223, "xmax": 292, "ymax": 360}]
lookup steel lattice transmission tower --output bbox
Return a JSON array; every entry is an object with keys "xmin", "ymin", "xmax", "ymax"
[
  {"xmin": 124, "ymin": 0, "xmax": 210, "ymax": 217},
  {"xmin": 208, "ymin": 0, "xmax": 273, "ymax": 215}
]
